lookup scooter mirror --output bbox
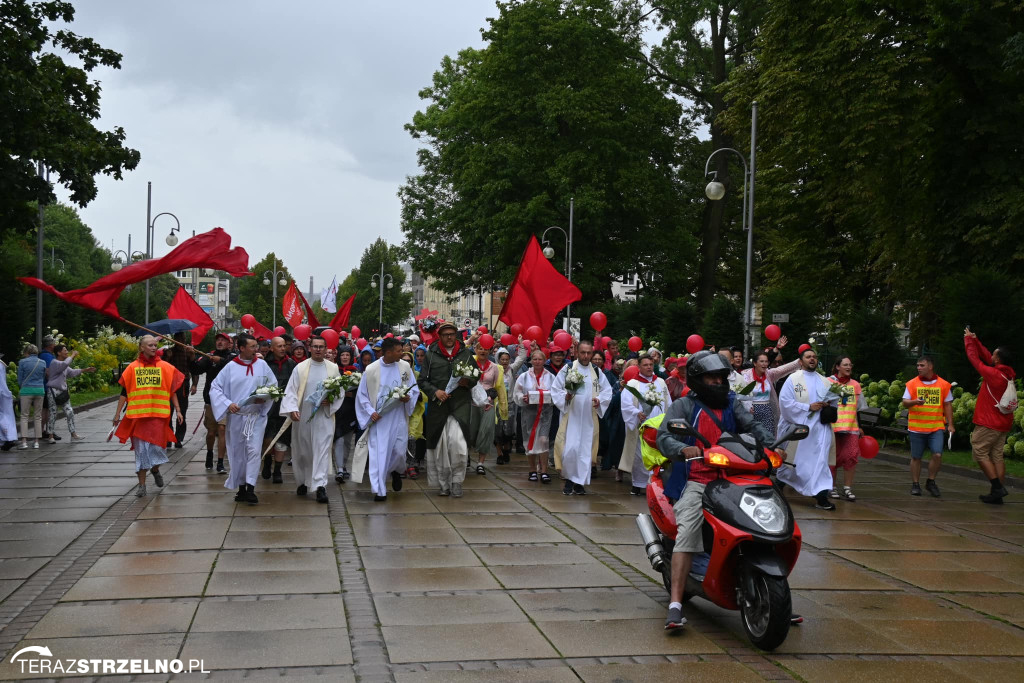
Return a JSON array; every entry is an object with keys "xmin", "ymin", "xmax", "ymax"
[{"xmin": 772, "ymin": 424, "xmax": 809, "ymax": 448}]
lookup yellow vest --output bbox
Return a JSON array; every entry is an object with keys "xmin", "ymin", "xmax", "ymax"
[
  {"xmin": 906, "ymin": 376, "xmax": 951, "ymax": 433},
  {"xmin": 831, "ymin": 378, "xmax": 861, "ymax": 433},
  {"xmin": 640, "ymin": 413, "xmax": 668, "ymax": 470},
  {"xmin": 123, "ymin": 359, "xmax": 174, "ymax": 419}
]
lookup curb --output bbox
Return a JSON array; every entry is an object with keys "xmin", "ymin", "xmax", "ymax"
[{"xmin": 876, "ymin": 448, "xmax": 1022, "ymax": 490}]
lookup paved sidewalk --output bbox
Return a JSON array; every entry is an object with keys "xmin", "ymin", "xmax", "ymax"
[{"xmin": 0, "ymin": 400, "xmax": 1021, "ymax": 681}]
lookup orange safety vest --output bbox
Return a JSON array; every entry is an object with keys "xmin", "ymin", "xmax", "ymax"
[
  {"xmin": 831, "ymin": 378, "xmax": 861, "ymax": 433},
  {"xmin": 122, "ymin": 359, "xmax": 175, "ymax": 419},
  {"xmin": 905, "ymin": 376, "xmax": 951, "ymax": 433}
]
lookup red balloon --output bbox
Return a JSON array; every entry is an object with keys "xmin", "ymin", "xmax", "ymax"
[
  {"xmin": 685, "ymin": 334, "xmax": 705, "ymax": 354},
  {"xmin": 294, "ymin": 324, "xmax": 312, "ymax": 341},
  {"xmin": 356, "ymin": 337, "xmax": 368, "ymax": 351},
  {"xmin": 525, "ymin": 325, "xmax": 544, "ymax": 342},
  {"xmin": 385, "ymin": 332, "xmax": 393, "ymax": 338},
  {"xmin": 340, "ymin": 330, "xmax": 349, "ymax": 338},
  {"xmin": 499, "ymin": 333, "xmax": 514, "ymax": 347},
  {"xmin": 859, "ymin": 435, "xmax": 880, "ymax": 459},
  {"xmin": 765, "ymin": 324, "xmax": 782, "ymax": 342},
  {"xmin": 510, "ymin": 323, "xmax": 524, "ymax": 338},
  {"xmin": 240, "ymin": 314, "xmax": 256, "ymax": 329},
  {"xmin": 272, "ymin": 326, "xmax": 286, "ymax": 337},
  {"xmin": 321, "ymin": 329, "xmax": 340, "ymax": 349},
  {"xmin": 628, "ymin": 336, "xmax": 643, "ymax": 353},
  {"xmin": 553, "ymin": 331, "xmax": 573, "ymax": 351},
  {"xmin": 477, "ymin": 325, "xmax": 488, "ymax": 334},
  {"xmin": 479, "ymin": 333, "xmax": 495, "ymax": 350},
  {"xmin": 350, "ymin": 326, "xmax": 361, "ymax": 338},
  {"xmin": 623, "ymin": 365, "xmax": 640, "ymax": 383},
  {"xmin": 602, "ymin": 336, "xmax": 612, "ymax": 345},
  {"xmin": 590, "ymin": 311, "xmax": 607, "ymax": 332}
]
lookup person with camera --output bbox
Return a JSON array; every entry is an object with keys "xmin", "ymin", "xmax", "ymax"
[{"xmin": 44, "ymin": 344, "xmax": 96, "ymax": 442}]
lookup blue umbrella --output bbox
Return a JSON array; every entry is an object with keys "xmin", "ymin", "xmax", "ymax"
[{"xmin": 133, "ymin": 319, "xmax": 199, "ymax": 337}]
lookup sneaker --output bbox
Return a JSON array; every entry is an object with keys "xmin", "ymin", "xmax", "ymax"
[
  {"xmin": 842, "ymin": 486, "xmax": 856, "ymax": 501},
  {"xmin": 135, "ymin": 484, "xmax": 147, "ymax": 497},
  {"xmin": 71, "ymin": 434, "xmax": 85, "ymax": 442},
  {"xmin": 262, "ymin": 456, "xmax": 273, "ymax": 480},
  {"xmin": 814, "ymin": 499, "xmax": 836, "ymax": 511},
  {"xmin": 451, "ymin": 483, "xmax": 463, "ymax": 498},
  {"xmin": 32, "ymin": 442, "xmax": 39, "ymax": 449},
  {"xmin": 205, "ymin": 451, "xmax": 213, "ymax": 470},
  {"xmin": 391, "ymin": 471, "xmax": 403, "ymax": 492},
  {"xmin": 17, "ymin": 441, "xmax": 27, "ymax": 450},
  {"xmin": 152, "ymin": 470, "xmax": 164, "ymax": 487},
  {"xmin": 341, "ymin": 469, "xmax": 350, "ymax": 482},
  {"xmin": 407, "ymin": 466, "xmax": 419, "ymax": 480},
  {"xmin": 374, "ymin": 494, "xmax": 387, "ymax": 502},
  {"xmin": 573, "ymin": 484, "xmax": 586, "ymax": 495},
  {"xmin": 335, "ymin": 470, "xmax": 344, "ymax": 483},
  {"xmin": 563, "ymin": 481, "xmax": 573, "ymax": 496},
  {"xmin": 216, "ymin": 459, "xmax": 226, "ymax": 474},
  {"xmin": 925, "ymin": 480, "xmax": 941, "ymax": 498},
  {"xmin": 910, "ymin": 483, "xmax": 922, "ymax": 496},
  {"xmin": 272, "ymin": 470, "xmax": 283, "ymax": 484},
  {"xmin": 829, "ymin": 487, "xmax": 840, "ymax": 499},
  {"xmin": 48, "ymin": 437, "xmax": 56, "ymax": 445},
  {"xmin": 315, "ymin": 486, "xmax": 328, "ymax": 504},
  {"xmin": 980, "ymin": 492, "xmax": 1005, "ymax": 505},
  {"xmin": 53, "ymin": 434, "xmax": 61, "ymax": 441},
  {"xmin": 665, "ymin": 606, "xmax": 687, "ymax": 630},
  {"xmin": 439, "ymin": 487, "xmax": 450, "ymax": 497},
  {"xmin": 297, "ymin": 484, "xmax": 308, "ymax": 496},
  {"xmin": 630, "ymin": 486, "xmax": 645, "ymax": 496}
]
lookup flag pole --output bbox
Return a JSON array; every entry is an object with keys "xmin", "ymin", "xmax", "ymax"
[{"xmin": 118, "ymin": 317, "xmax": 215, "ymax": 359}]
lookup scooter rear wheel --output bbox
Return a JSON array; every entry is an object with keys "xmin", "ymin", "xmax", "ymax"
[{"xmin": 739, "ymin": 571, "xmax": 791, "ymax": 651}]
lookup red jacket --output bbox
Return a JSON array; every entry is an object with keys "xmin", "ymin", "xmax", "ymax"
[{"xmin": 965, "ymin": 336, "xmax": 1016, "ymax": 432}]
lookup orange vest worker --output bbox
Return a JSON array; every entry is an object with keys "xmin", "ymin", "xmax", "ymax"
[
  {"xmin": 905, "ymin": 376, "xmax": 952, "ymax": 433},
  {"xmin": 115, "ymin": 354, "xmax": 185, "ymax": 447}
]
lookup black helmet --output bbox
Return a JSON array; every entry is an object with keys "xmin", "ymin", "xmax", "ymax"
[{"xmin": 686, "ymin": 350, "xmax": 732, "ymax": 408}]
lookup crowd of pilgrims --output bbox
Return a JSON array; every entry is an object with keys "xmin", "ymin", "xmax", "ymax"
[{"xmin": 159, "ymin": 324, "xmax": 819, "ymax": 502}]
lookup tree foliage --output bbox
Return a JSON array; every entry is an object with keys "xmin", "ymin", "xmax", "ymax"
[
  {"xmin": 841, "ymin": 308, "xmax": 905, "ymax": 381},
  {"xmin": 0, "ymin": 0, "xmax": 140, "ymax": 232},
  {"xmin": 400, "ymin": 0, "xmax": 697, "ymax": 304},
  {"xmin": 721, "ymin": 0, "xmax": 1024, "ymax": 349},
  {"xmin": 334, "ymin": 238, "xmax": 412, "ymax": 336}
]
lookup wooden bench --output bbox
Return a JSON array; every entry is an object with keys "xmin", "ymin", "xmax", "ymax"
[{"xmin": 869, "ymin": 408, "xmax": 911, "ymax": 447}]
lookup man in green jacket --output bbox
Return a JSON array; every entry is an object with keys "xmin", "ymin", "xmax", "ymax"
[{"xmin": 419, "ymin": 322, "xmax": 478, "ymax": 497}]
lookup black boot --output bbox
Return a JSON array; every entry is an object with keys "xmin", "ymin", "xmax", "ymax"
[
  {"xmin": 316, "ymin": 486, "xmax": 328, "ymax": 504},
  {"xmin": 205, "ymin": 450, "xmax": 213, "ymax": 470},
  {"xmin": 392, "ymin": 471, "xmax": 403, "ymax": 492},
  {"xmin": 261, "ymin": 455, "xmax": 272, "ymax": 480},
  {"xmin": 234, "ymin": 485, "xmax": 245, "ymax": 502},
  {"xmin": 216, "ymin": 458, "xmax": 225, "ymax": 473},
  {"xmin": 244, "ymin": 484, "xmax": 258, "ymax": 505},
  {"xmin": 272, "ymin": 461, "xmax": 283, "ymax": 484}
]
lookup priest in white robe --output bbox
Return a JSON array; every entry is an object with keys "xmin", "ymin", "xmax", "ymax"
[
  {"xmin": 551, "ymin": 340, "xmax": 612, "ymax": 495},
  {"xmin": 350, "ymin": 338, "xmax": 420, "ymax": 501},
  {"xmin": 209, "ymin": 333, "xmax": 278, "ymax": 505},
  {"xmin": 0, "ymin": 354, "xmax": 17, "ymax": 448},
  {"xmin": 776, "ymin": 345, "xmax": 837, "ymax": 510},
  {"xmin": 281, "ymin": 336, "xmax": 343, "ymax": 504},
  {"xmin": 618, "ymin": 354, "xmax": 672, "ymax": 495}
]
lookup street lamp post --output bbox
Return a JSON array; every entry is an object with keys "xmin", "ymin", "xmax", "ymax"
[
  {"xmin": 262, "ymin": 259, "xmax": 288, "ymax": 328},
  {"xmin": 703, "ymin": 102, "xmax": 758, "ymax": 357},
  {"xmin": 43, "ymin": 247, "xmax": 65, "ymax": 275},
  {"xmin": 144, "ymin": 182, "xmax": 182, "ymax": 325},
  {"xmin": 370, "ymin": 262, "xmax": 394, "ymax": 333},
  {"xmin": 541, "ymin": 197, "xmax": 575, "ymax": 325}
]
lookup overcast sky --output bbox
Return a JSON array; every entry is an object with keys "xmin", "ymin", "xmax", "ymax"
[{"xmin": 58, "ymin": 0, "xmax": 493, "ymax": 296}]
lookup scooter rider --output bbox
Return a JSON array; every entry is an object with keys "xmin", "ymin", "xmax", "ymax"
[{"xmin": 656, "ymin": 350, "xmax": 774, "ymax": 630}]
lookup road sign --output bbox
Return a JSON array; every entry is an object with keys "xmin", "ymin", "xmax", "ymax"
[
  {"xmin": 772, "ymin": 313, "xmax": 789, "ymax": 323},
  {"xmin": 464, "ymin": 318, "xmax": 472, "ymax": 327}
]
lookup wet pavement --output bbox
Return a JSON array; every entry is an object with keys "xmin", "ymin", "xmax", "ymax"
[{"xmin": 0, "ymin": 401, "xmax": 1021, "ymax": 681}]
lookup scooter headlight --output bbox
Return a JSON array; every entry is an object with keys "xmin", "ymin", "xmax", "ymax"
[{"xmin": 739, "ymin": 491, "xmax": 787, "ymax": 534}]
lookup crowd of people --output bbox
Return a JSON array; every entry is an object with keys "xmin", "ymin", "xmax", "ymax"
[{"xmin": 0, "ymin": 325, "xmax": 1015, "ymax": 512}]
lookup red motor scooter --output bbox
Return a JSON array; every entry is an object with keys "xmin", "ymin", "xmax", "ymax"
[{"xmin": 635, "ymin": 418, "xmax": 809, "ymax": 650}]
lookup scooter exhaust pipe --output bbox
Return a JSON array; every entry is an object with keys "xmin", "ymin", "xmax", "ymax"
[{"xmin": 635, "ymin": 514, "xmax": 666, "ymax": 571}]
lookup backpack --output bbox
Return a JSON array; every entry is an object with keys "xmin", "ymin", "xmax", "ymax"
[{"xmin": 988, "ymin": 373, "xmax": 1018, "ymax": 415}]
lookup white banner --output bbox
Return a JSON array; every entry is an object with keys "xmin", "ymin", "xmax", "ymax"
[{"xmin": 320, "ymin": 275, "xmax": 338, "ymax": 313}]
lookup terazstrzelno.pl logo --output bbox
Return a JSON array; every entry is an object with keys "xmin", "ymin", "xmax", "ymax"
[{"xmin": 8, "ymin": 645, "xmax": 209, "ymax": 675}]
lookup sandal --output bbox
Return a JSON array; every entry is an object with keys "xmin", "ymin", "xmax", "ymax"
[
  {"xmin": 843, "ymin": 486, "xmax": 856, "ymax": 501},
  {"xmin": 829, "ymin": 488, "xmax": 840, "ymax": 499},
  {"xmin": 528, "ymin": 471, "xmax": 538, "ymax": 482},
  {"xmin": 476, "ymin": 464, "xmax": 485, "ymax": 475},
  {"xmin": 540, "ymin": 473, "xmax": 551, "ymax": 484}
]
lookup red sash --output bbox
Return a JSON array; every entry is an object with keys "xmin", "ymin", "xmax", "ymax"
[{"xmin": 527, "ymin": 372, "xmax": 546, "ymax": 450}]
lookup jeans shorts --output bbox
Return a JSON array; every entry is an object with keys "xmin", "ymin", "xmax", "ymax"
[{"xmin": 909, "ymin": 430, "xmax": 944, "ymax": 459}]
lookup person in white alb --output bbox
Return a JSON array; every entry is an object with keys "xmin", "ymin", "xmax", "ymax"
[
  {"xmin": 618, "ymin": 355, "xmax": 671, "ymax": 495},
  {"xmin": 551, "ymin": 339, "xmax": 612, "ymax": 495}
]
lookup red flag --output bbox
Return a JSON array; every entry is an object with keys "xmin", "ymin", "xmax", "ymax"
[
  {"xmin": 295, "ymin": 285, "xmax": 320, "ymax": 328},
  {"xmin": 250, "ymin": 319, "xmax": 274, "ymax": 340},
  {"xmin": 329, "ymin": 294, "xmax": 356, "ymax": 332},
  {"xmin": 18, "ymin": 227, "xmax": 250, "ymax": 319},
  {"xmin": 282, "ymin": 281, "xmax": 303, "ymax": 328},
  {"xmin": 166, "ymin": 286, "xmax": 215, "ymax": 345},
  {"xmin": 498, "ymin": 236, "xmax": 581, "ymax": 337}
]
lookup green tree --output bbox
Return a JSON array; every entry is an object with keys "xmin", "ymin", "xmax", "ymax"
[
  {"xmin": 701, "ymin": 297, "xmax": 743, "ymax": 348},
  {"xmin": 335, "ymin": 238, "xmax": 413, "ymax": 336},
  {"xmin": 841, "ymin": 308, "xmax": 905, "ymax": 381},
  {"xmin": 1, "ymin": 0, "xmax": 140, "ymax": 232},
  {"xmin": 234, "ymin": 253, "xmax": 294, "ymax": 329},
  {"xmin": 400, "ymin": 0, "xmax": 696, "ymax": 304},
  {"xmin": 758, "ymin": 285, "xmax": 819, "ymax": 352}
]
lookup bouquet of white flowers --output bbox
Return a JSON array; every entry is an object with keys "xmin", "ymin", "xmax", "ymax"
[
  {"xmin": 625, "ymin": 382, "xmax": 664, "ymax": 411},
  {"xmin": 337, "ymin": 370, "xmax": 362, "ymax": 392},
  {"xmin": 445, "ymin": 360, "xmax": 480, "ymax": 394},
  {"xmin": 238, "ymin": 381, "xmax": 283, "ymax": 408},
  {"xmin": 730, "ymin": 378, "xmax": 757, "ymax": 401},
  {"xmin": 563, "ymin": 367, "xmax": 586, "ymax": 397},
  {"xmin": 376, "ymin": 383, "xmax": 414, "ymax": 418},
  {"xmin": 306, "ymin": 374, "xmax": 345, "ymax": 422}
]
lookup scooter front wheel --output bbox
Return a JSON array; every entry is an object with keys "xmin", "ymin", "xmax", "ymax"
[{"xmin": 739, "ymin": 571, "xmax": 791, "ymax": 651}]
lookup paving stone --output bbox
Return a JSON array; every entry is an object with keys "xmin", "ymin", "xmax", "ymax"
[
  {"xmin": 0, "ymin": 557, "xmax": 49, "ymax": 580},
  {"xmin": 867, "ymin": 619, "xmax": 1024, "ymax": 655},
  {"xmin": 512, "ymin": 588, "xmax": 664, "ymax": 621},
  {"xmin": 84, "ymin": 551, "xmax": 217, "ymax": 577},
  {"xmin": 60, "ymin": 572, "xmax": 209, "ymax": 600},
  {"xmin": 367, "ymin": 566, "xmax": 501, "ymax": 592},
  {"xmin": 472, "ymin": 544, "xmax": 597, "ymax": 566},
  {"xmin": 945, "ymin": 593, "xmax": 1024, "ymax": 627},
  {"xmin": 180, "ymin": 628, "xmax": 352, "ymax": 668},
  {"xmin": 360, "ymin": 546, "xmax": 481, "ymax": 569},
  {"xmin": 491, "ymin": 563, "xmax": 629, "ymax": 589},
  {"xmin": 573, "ymin": 662, "xmax": 765, "ymax": 682},
  {"xmin": 802, "ymin": 591, "xmax": 981, "ymax": 621},
  {"xmin": 27, "ymin": 602, "xmax": 197, "ymax": 637},
  {"xmin": 383, "ymin": 622, "xmax": 556, "ymax": 663},
  {"xmin": 395, "ymin": 669, "xmax": 580, "ymax": 683},
  {"xmin": 375, "ymin": 594, "xmax": 528, "ymax": 625},
  {"xmin": 191, "ymin": 596, "xmax": 346, "ymax": 631},
  {"xmin": 457, "ymin": 526, "xmax": 569, "ymax": 544},
  {"xmin": 537, "ymin": 619, "xmax": 721, "ymax": 656},
  {"xmin": 779, "ymin": 659, "xmax": 973, "ymax": 682}
]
